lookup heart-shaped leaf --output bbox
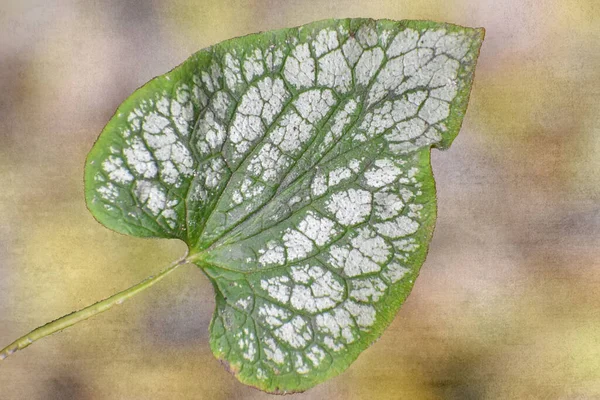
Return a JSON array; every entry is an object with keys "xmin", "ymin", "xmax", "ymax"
[{"xmin": 84, "ymin": 18, "xmax": 483, "ymax": 393}]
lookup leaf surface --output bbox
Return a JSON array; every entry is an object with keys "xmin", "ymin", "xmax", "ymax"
[{"xmin": 85, "ymin": 18, "xmax": 483, "ymax": 393}]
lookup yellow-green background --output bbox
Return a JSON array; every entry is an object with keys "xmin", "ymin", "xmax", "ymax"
[{"xmin": 1, "ymin": 1, "xmax": 599, "ymax": 399}]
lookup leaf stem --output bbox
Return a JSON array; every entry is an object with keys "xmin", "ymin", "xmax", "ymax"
[{"xmin": 0, "ymin": 255, "xmax": 189, "ymax": 361}]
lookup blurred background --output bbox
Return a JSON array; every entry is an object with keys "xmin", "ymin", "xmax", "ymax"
[{"xmin": 1, "ymin": 1, "xmax": 599, "ymax": 399}]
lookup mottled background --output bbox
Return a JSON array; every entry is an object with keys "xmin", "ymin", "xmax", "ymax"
[{"xmin": 1, "ymin": 1, "xmax": 599, "ymax": 399}]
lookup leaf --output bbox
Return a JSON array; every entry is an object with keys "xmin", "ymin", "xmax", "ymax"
[{"xmin": 85, "ymin": 18, "xmax": 484, "ymax": 393}]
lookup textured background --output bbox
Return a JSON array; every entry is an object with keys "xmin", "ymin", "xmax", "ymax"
[{"xmin": 1, "ymin": 1, "xmax": 599, "ymax": 399}]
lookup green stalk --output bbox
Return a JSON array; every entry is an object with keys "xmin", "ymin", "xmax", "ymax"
[{"xmin": 0, "ymin": 256, "xmax": 189, "ymax": 361}]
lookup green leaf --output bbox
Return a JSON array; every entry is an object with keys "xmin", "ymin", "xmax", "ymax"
[{"xmin": 85, "ymin": 18, "xmax": 484, "ymax": 393}]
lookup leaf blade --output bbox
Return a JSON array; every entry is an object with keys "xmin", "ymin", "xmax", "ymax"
[{"xmin": 85, "ymin": 18, "xmax": 484, "ymax": 393}]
